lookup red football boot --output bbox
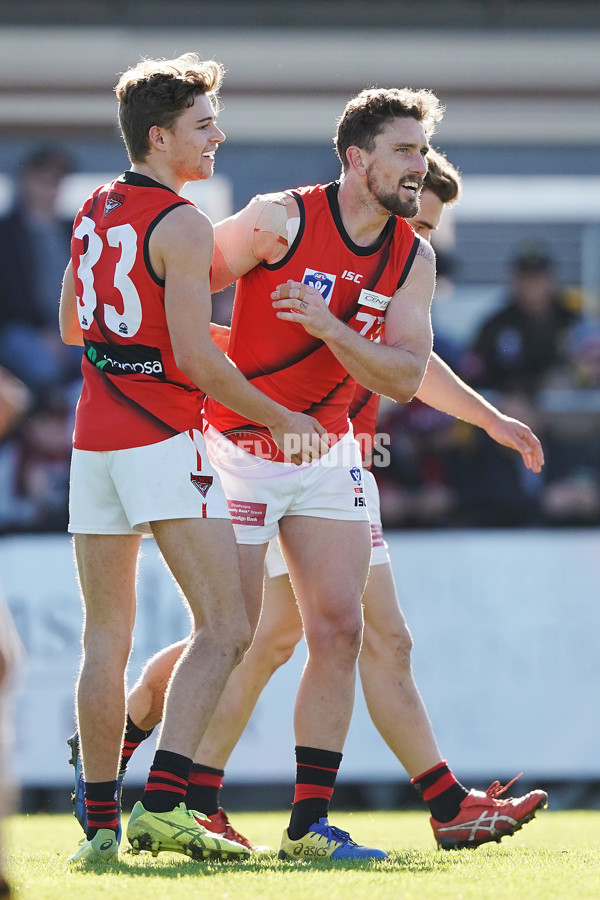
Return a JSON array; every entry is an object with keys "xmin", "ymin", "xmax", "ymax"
[
  {"xmin": 431, "ymin": 775, "xmax": 548, "ymax": 849},
  {"xmin": 195, "ymin": 808, "xmax": 255, "ymax": 851}
]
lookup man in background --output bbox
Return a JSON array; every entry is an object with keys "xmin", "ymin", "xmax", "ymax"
[{"xmin": 0, "ymin": 147, "xmax": 80, "ymax": 396}]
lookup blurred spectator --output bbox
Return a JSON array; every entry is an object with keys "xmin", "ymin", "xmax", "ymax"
[
  {"xmin": 463, "ymin": 241, "xmax": 580, "ymax": 395},
  {"xmin": 0, "ymin": 365, "xmax": 31, "ymax": 440},
  {"xmin": 537, "ymin": 316, "xmax": 600, "ymax": 526},
  {"xmin": 0, "ymin": 389, "xmax": 73, "ymax": 534},
  {"xmin": 0, "ymin": 146, "xmax": 81, "ymax": 397},
  {"xmin": 549, "ymin": 316, "xmax": 600, "ymax": 391}
]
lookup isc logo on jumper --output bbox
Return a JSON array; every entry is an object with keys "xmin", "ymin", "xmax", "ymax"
[
  {"xmin": 342, "ymin": 269, "xmax": 363, "ymax": 283},
  {"xmin": 302, "ymin": 268, "xmax": 336, "ymax": 304}
]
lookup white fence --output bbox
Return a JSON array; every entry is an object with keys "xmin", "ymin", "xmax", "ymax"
[{"xmin": 1, "ymin": 530, "xmax": 599, "ymax": 788}]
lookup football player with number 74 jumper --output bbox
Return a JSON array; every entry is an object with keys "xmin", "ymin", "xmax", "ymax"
[{"xmin": 198, "ymin": 86, "xmax": 442, "ymax": 860}]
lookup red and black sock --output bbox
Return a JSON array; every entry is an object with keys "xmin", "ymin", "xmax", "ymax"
[
  {"xmin": 186, "ymin": 764, "xmax": 224, "ymax": 817},
  {"xmin": 411, "ymin": 760, "xmax": 469, "ymax": 822},
  {"xmin": 288, "ymin": 745, "xmax": 343, "ymax": 840},
  {"xmin": 141, "ymin": 749, "xmax": 191, "ymax": 813},
  {"xmin": 85, "ymin": 780, "xmax": 119, "ymax": 840},
  {"xmin": 119, "ymin": 715, "xmax": 154, "ymax": 774}
]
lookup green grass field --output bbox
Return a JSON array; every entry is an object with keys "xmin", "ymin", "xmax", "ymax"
[{"xmin": 4, "ymin": 809, "xmax": 600, "ymax": 899}]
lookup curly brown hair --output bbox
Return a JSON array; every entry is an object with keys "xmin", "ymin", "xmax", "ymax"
[
  {"xmin": 335, "ymin": 87, "xmax": 444, "ymax": 173},
  {"xmin": 115, "ymin": 52, "xmax": 225, "ymax": 163}
]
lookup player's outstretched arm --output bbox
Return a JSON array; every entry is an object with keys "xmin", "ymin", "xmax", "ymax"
[{"xmin": 416, "ymin": 352, "xmax": 544, "ymax": 472}]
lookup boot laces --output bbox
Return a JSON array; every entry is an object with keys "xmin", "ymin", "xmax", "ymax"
[
  {"xmin": 485, "ymin": 772, "xmax": 523, "ymax": 800},
  {"xmin": 315, "ymin": 821, "xmax": 355, "ymax": 846}
]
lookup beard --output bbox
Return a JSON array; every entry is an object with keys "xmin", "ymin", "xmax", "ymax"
[{"xmin": 366, "ymin": 165, "xmax": 419, "ymax": 218}]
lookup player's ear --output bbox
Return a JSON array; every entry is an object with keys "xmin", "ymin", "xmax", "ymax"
[
  {"xmin": 346, "ymin": 146, "xmax": 367, "ymax": 175},
  {"xmin": 148, "ymin": 125, "xmax": 166, "ymax": 152}
]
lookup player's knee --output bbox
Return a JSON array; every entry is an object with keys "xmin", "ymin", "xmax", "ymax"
[
  {"xmin": 269, "ymin": 623, "xmax": 304, "ymax": 670},
  {"xmin": 224, "ymin": 616, "xmax": 253, "ymax": 665},
  {"xmin": 252, "ymin": 616, "xmax": 304, "ymax": 675},
  {"xmin": 308, "ymin": 609, "xmax": 363, "ymax": 659},
  {"xmin": 362, "ymin": 620, "xmax": 413, "ymax": 669}
]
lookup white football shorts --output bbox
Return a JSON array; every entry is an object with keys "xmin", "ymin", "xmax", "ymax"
[
  {"xmin": 68, "ymin": 429, "xmax": 230, "ymax": 535},
  {"xmin": 263, "ymin": 466, "xmax": 390, "ymax": 577},
  {"xmin": 204, "ymin": 425, "xmax": 370, "ymax": 545},
  {"xmin": 264, "ymin": 536, "xmax": 290, "ymax": 579},
  {"xmin": 363, "ymin": 467, "xmax": 390, "ymax": 567}
]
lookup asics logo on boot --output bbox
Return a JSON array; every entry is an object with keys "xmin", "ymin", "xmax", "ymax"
[
  {"xmin": 293, "ymin": 844, "xmax": 328, "ymax": 857},
  {"xmin": 100, "ymin": 839, "xmax": 114, "ymax": 851}
]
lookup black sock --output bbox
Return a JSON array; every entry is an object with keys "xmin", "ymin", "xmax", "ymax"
[
  {"xmin": 411, "ymin": 761, "xmax": 469, "ymax": 822},
  {"xmin": 186, "ymin": 764, "xmax": 224, "ymax": 816},
  {"xmin": 85, "ymin": 780, "xmax": 119, "ymax": 840},
  {"xmin": 120, "ymin": 715, "xmax": 154, "ymax": 774},
  {"xmin": 141, "ymin": 749, "xmax": 191, "ymax": 813},
  {"xmin": 288, "ymin": 746, "xmax": 342, "ymax": 840}
]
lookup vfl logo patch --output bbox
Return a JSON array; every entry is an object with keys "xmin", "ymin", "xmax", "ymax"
[
  {"xmin": 190, "ymin": 474, "xmax": 213, "ymax": 498},
  {"xmin": 358, "ymin": 288, "xmax": 392, "ymax": 312},
  {"xmin": 104, "ymin": 192, "xmax": 125, "ymax": 217},
  {"xmin": 302, "ymin": 268, "xmax": 336, "ymax": 304},
  {"xmin": 350, "ymin": 466, "xmax": 362, "ymax": 484}
]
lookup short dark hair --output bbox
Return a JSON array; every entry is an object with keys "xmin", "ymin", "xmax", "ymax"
[
  {"xmin": 19, "ymin": 146, "xmax": 74, "ymax": 180},
  {"xmin": 511, "ymin": 241, "xmax": 553, "ymax": 274},
  {"xmin": 423, "ymin": 147, "xmax": 461, "ymax": 205},
  {"xmin": 335, "ymin": 87, "xmax": 444, "ymax": 173},
  {"xmin": 115, "ymin": 52, "xmax": 225, "ymax": 163}
]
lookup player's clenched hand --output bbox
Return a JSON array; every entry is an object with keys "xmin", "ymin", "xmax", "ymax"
[
  {"xmin": 272, "ymin": 280, "xmax": 339, "ymax": 341},
  {"xmin": 268, "ymin": 409, "xmax": 330, "ymax": 466},
  {"xmin": 486, "ymin": 414, "xmax": 545, "ymax": 473}
]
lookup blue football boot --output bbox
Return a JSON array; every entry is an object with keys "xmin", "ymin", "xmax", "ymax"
[
  {"xmin": 278, "ymin": 817, "xmax": 387, "ymax": 860},
  {"xmin": 67, "ymin": 731, "xmax": 123, "ymax": 844}
]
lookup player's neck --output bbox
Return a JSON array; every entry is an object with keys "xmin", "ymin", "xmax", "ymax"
[
  {"xmin": 130, "ymin": 161, "xmax": 183, "ymax": 195},
  {"xmin": 337, "ymin": 177, "xmax": 391, "ymax": 247}
]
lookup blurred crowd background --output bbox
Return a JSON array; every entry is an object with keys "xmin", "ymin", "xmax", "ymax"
[{"xmin": 1, "ymin": 0, "xmax": 599, "ymax": 535}]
